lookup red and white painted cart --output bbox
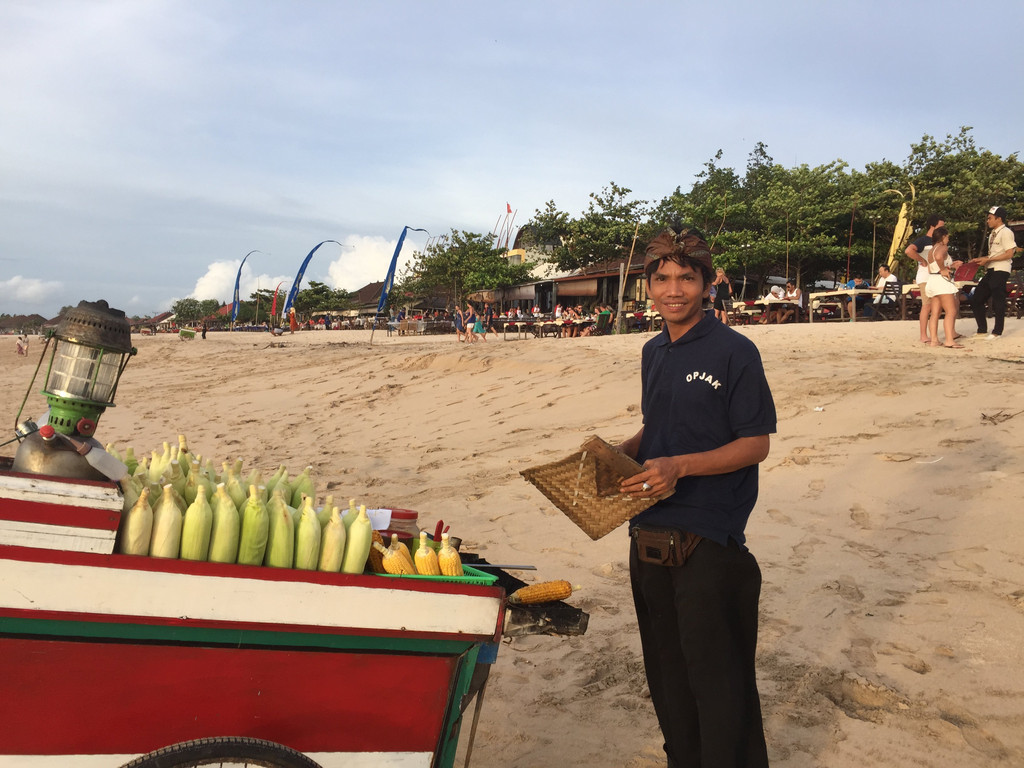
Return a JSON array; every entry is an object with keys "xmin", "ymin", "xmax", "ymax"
[{"xmin": 0, "ymin": 465, "xmax": 507, "ymax": 768}]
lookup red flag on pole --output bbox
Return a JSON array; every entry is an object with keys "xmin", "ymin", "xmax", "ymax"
[{"xmin": 507, "ymin": 202, "xmax": 512, "ymax": 214}]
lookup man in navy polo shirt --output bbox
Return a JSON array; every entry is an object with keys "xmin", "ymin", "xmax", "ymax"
[{"xmin": 618, "ymin": 225, "xmax": 776, "ymax": 768}]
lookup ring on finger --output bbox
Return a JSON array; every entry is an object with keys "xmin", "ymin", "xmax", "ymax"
[{"xmin": 641, "ymin": 482, "xmax": 652, "ymax": 492}]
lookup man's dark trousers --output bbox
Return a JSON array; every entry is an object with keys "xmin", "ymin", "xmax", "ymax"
[
  {"xmin": 631, "ymin": 537, "xmax": 769, "ymax": 768},
  {"xmin": 970, "ymin": 270, "xmax": 1009, "ymax": 336}
]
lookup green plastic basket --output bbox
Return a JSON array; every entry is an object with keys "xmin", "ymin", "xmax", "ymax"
[{"xmin": 377, "ymin": 563, "xmax": 497, "ymax": 586}]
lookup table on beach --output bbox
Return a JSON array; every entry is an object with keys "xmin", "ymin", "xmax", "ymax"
[
  {"xmin": 807, "ymin": 289, "xmax": 879, "ymax": 323},
  {"xmin": 750, "ymin": 298, "xmax": 801, "ymax": 323},
  {"xmin": 500, "ymin": 318, "xmax": 597, "ymax": 339}
]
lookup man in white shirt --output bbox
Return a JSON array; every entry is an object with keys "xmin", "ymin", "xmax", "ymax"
[
  {"xmin": 970, "ymin": 206, "xmax": 1016, "ymax": 339},
  {"xmin": 872, "ymin": 264, "xmax": 899, "ymax": 302}
]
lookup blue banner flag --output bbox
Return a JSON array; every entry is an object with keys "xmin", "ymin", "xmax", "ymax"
[
  {"xmin": 377, "ymin": 227, "xmax": 428, "ymax": 313},
  {"xmin": 231, "ymin": 250, "xmax": 260, "ymax": 322},
  {"xmin": 282, "ymin": 240, "xmax": 342, "ymax": 317}
]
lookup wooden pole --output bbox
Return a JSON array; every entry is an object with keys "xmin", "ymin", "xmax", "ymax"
[
  {"xmin": 616, "ymin": 221, "xmax": 641, "ymax": 334},
  {"xmin": 845, "ymin": 203, "xmax": 857, "ymax": 285}
]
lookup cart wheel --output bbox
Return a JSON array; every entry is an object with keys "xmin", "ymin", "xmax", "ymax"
[{"xmin": 118, "ymin": 736, "xmax": 323, "ymax": 768}]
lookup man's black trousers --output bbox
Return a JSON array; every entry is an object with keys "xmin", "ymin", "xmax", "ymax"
[
  {"xmin": 631, "ymin": 536, "xmax": 769, "ymax": 768},
  {"xmin": 970, "ymin": 270, "xmax": 1009, "ymax": 336}
]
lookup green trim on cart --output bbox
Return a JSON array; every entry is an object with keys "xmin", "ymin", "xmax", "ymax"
[{"xmin": 0, "ymin": 616, "xmax": 480, "ymax": 655}]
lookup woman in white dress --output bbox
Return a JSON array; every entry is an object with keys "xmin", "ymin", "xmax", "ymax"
[{"xmin": 925, "ymin": 227, "xmax": 964, "ymax": 349}]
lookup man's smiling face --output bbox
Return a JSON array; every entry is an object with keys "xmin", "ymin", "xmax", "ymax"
[{"xmin": 647, "ymin": 258, "xmax": 710, "ymax": 340}]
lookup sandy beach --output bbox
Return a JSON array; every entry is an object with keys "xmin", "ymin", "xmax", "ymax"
[{"xmin": 3, "ymin": 315, "xmax": 1023, "ymax": 767}]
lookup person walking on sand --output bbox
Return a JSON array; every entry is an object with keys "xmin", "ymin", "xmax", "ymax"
[
  {"xmin": 616, "ymin": 224, "xmax": 776, "ymax": 768},
  {"xmin": 924, "ymin": 227, "xmax": 965, "ymax": 349},
  {"xmin": 464, "ymin": 304, "xmax": 479, "ymax": 343},
  {"xmin": 288, "ymin": 307, "xmax": 298, "ymax": 334},
  {"xmin": 969, "ymin": 206, "xmax": 1016, "ymax": 340},
  {"xmin": 471, "ymin": 304, "xmax": 486, "ymax": 341},
  {"xmin": 905, "ymin": 214, "xmax": 945, "ymax": 343},
  {"xmin": 454, "ymin": 305, "xmax": 466, "ymax": 342},
  {"xmin": 483, "ymin": 302, "xmax": 498, "ymax": 338}
]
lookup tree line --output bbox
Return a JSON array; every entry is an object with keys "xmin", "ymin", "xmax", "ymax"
[
  {"xmin": 397, "ymin": 127, "xmax": 1021, "ymax": 308},
  {"xmin": 171, "ymin": 281, "xmax": 352, "ymax": 325}
]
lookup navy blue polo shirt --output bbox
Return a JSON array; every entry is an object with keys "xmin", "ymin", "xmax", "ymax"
[{"xmin": 631, "ymin": 312, "xmax": 776, "ymax": 546}]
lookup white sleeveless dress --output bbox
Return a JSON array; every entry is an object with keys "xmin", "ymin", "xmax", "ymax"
[{"xmin": 924, "ymin": 254, "xmax": 957, "ymax": 298}]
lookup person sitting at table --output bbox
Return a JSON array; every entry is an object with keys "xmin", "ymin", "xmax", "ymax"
[
  {"xmin": 775, "ymin": 280, "xmax": 802, "ymax": 323},
  {"xmin": 757, "ymin": 285, "xmax": 784, "ymax": 324},
  {"xmin": 561, "ymin": 305, "xmax": 579, "ymax": 337},
  {"xmin": 839, "ymin": 275, "xmax": 872, "ymax": 319},
  {"xmin": 871, "ymin": 264, "xmax": 899, "ymax": 301}
]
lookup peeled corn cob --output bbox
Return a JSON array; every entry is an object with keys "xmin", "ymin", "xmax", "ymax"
[
  {"xmin": 373, "ymin": 541, "xmax": 416, "ymax": 575},
  {"xmin": 437, "ymin": 532, "xmax": 462, "ymax": 576},
  {"xmin": 414, "ymin": 531, "xmax": 441, "ymax": 575},
  {"xmin": 507, "ymin": 580, "xmax": 574, "ymax": 605},
  {"xmin": 388, "ymin": 533, "xmax": 415, "ymax": 572}
]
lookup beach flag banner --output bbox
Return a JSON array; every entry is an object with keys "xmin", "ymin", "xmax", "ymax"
[
  {"xmin": 231, "ymin": 250, "xmax": 259, "ymax": 322},
  {"xmin": 270, "ymin": 280, "xmax": 285, "ymax": 323},
  {"xmin": 283, "ymin": 240, "xmax": 342, "ymax": 317},
  {"xmin": 377, "ymin": 227, "xmax": 428, "ymax": 313}
]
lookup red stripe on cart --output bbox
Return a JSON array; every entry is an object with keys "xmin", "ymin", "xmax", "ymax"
[
  {"xmin": 0, "ymin": 636, "xmax": 456, "ymax": 755},
  {"xmin": 0, "ymin": 497, "xmax": 120, "ymax": 530}
]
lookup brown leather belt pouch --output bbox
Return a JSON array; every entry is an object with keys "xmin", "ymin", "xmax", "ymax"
[{"xmin": 632, "ymin": 526, "xmax": 703, "ymax": 566}]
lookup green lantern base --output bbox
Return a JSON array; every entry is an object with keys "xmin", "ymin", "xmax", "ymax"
[{"xmin": 44, "ymin": 395, "xmax": 108, "ymax": 436}]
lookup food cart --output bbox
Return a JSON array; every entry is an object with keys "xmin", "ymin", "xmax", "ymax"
[
  {"xmin": 1, "ymin": 300, "xmax": 551, "ymax": 768},
  {"xmin": 0, "ymin": 462, "xmax": 507, "ymax": 768}
]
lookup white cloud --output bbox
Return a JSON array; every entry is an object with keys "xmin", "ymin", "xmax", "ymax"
[
  {"xmin": 188, "ymin": 259, "xmax": 291, "ymax": 305},
  {"xmin": 326, "ymin": 233, "xmax": 424, "ymax": 293},
  {"xmin": 1, "ymin": 276, "xmax": 64, "ymax": 307}
]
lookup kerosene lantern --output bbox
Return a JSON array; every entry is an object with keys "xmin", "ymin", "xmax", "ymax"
[{"xmin": 12, "ymin": 299, "xmax": 136, "ymax": 480}]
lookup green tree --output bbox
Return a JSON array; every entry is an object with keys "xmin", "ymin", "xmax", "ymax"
[
  {"xmin": 171, "ymin": 298, "xmax": 202, "ymax": 324},
  {"xmin": 523, "ymin": 183, "xmax": 648, "ymax": 273},
  {"xmin": 198, "ymin": 299, "xmax": 221, "ymax": 320},
  {"xmin": 293, "ymin": 281, "xmax": 351, "ymax": 314},
  {"xmin": 517, "ymin": 200, "xmax": 573, "ymax": 266},
  {"xmin": 399, "ymin": 230, "xmax": 534, "ymax": 309},
  {"xmin": 904, "ymin": 127, "xmax": 1024, "ymax": 260}
]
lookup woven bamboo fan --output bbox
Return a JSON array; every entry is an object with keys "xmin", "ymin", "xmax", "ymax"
[{"xmin": 520, "ymin": 436, "xmax": 673, "ymax": 540}]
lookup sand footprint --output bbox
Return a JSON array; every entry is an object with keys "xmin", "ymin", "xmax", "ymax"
[
  {"xmin": 804, "ymin": 478, "xmax": 826, "ymax": 500},
  {"xmin": 936, "ymin": 699, "xmax": 1011, "ymax": 759}
]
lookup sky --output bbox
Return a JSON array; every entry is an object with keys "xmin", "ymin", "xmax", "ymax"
[{"xmin": 2, "ymin": 0, "xmax": 1021, "ymax": 319}]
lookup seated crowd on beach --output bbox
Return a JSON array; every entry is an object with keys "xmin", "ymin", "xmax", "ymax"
[{"xmin": 452, "ymin": 302, "xmax": 618, "ymax": 341}]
